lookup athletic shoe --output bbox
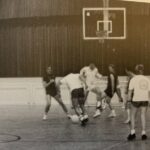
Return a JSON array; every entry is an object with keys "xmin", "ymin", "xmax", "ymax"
[
  {"xmin": 42, "ymin": 115, "xmax": 47, "ymax": 120},
  {"xmin": 122, "ymin": 105, "xmax": 125, "ymax": 109},
  {"xmin": 127, "ymin": 133, "xmax": 136, "ymax": 141},
  {"xmin": 79, "ymin": 115, "xmax": 86, "ymax": 127},
  {"xmin": 102, "ymin": 101, "xmax": 107, "ymax": 110},
  {"xmin": 83, "ymin": 114, "xmax": 89, "ymax": 122},
  {"xmin": 141, "ymin": 134, "xmax": 147, "ymax": 140},
  {"xmin": 108, "ymin": 110, "xmax": 116, "ymax": 118},
  {"xmin": 67, "ymin": 114, "xmax": 72, "ymax": 119},
  {"xmin": 119, "ymin": 98, "xmax": 123, "ymax": 103},
  {"xmin": 93, "ymin": 109, "xmax": 101, "ymax": 118},
  {"xmin": 124, "ymin": 119, "xmax": 131, "ymax": 124}
]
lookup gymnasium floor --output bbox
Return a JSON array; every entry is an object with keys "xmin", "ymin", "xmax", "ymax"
[{"xmin": 0, "ymin": 105, "xmax": 150, "ymax": 150}]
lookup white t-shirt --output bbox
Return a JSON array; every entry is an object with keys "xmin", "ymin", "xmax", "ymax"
[
  {"xmin": 60, "ymin": 73, "xmax": 83, "ymax": 92},
  {"xmin": 129, "ymin": 75, "xmax": 150, "ymax": 101},
  {"xmin": 80, "ymin": 66, "xmax": 102, "ymax": 88}
]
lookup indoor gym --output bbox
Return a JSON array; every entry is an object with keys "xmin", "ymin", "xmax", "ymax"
[{"xmin": 0, "ymin": 0, "xmax": 150, "ymax": 150}]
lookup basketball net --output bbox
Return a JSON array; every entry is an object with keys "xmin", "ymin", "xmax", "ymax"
[
  {"xmin": 96, "ymin": 0, "xmax": 109, "ymax": 44},
  {"xmin": 96, "ymin": 30, "xmax": 107, "ymax": 44}
]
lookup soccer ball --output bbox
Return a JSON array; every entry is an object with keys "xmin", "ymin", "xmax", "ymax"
[{"xmin": 71, "ymin": 115, "xmax": 79, "ymax": 123}]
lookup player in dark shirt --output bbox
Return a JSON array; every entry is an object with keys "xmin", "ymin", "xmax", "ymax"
[
  {"xmin": 93, "ymin": 64, "xmax": 120, "ymax": 118},
  {"xmin": 42, "ymin": 66, "xmax": 70, "ymax": 120}
]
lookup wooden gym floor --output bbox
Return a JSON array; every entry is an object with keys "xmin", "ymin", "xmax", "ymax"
[{"xmin": 0, "ymin": 104, "xmax": 150, "ymax": 150}]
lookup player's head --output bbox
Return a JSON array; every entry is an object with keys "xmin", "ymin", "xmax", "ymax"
[
  {"xmin": 108, "ymin": 64, "xmax": 115, "ymax": 73},
  {"xmin": 89, "ymin": 63, "xmax": 96, "ymax": 70},
  {"xmin": 125, "ymin": 67, "xmax": 134, "ymax": 77},
  {"xmin": 46, "ymin": 66, "xmax": 53, "ymax": 75},
  {"xmin": 135, "ymin": 64, "xmax": 144, "ymax": 75}
]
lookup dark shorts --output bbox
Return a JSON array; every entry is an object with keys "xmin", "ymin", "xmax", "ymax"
[
  {"xmin": 104, "ymin": 90, "xmax": 114, "ymax": 98},
  {"xmin": 71, "ymin": 88, "xmax": 85, "ymax": 99},
  {"xmin": 131, "ymin": 101, "xmax": 149, "ymax": 108},
  {"xmin": 47, "ymin": 89, "xmax": 57, "ymax": 97}
]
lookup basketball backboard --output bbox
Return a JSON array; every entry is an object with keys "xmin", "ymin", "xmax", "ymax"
[{"xmin": 82, "ymin": 7, "xmax": 126, "ymax": 40}]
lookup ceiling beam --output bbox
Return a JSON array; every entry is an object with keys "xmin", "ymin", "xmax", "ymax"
[{"xmin": 119, "ymin": 0, "xmax": 150, "ymax": 3}]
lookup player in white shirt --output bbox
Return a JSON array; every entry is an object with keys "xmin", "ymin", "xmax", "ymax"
[
  {"xmin": 80, "ymin": 63, "xmax": 102, "ymax": 89},
  {"xmin": 59, "ymin": 73, "xmax": 88, "ymax": 126},
  {"xmin": 80, "ymin": 63, "xmax": 103, "ymax": 117},
  {"xmin": 127, "ymin": 64, "xmax": 150, "ymax": 141}
]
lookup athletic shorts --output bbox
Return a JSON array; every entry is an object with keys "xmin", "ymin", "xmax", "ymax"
[
  {"xmin": 71, "ymin": 88, "xmax": 85, "ymax": 99},
  {"xmin": 104, "ymin": 90, "xmax": 114, "ymax": 98},
  {"xmin": 47, "ymin": 90, "xmax": 57, "ymax": 97},
  {"xmin": 131, "ymin": 101, "xmax": 149, "ymax": 108}
]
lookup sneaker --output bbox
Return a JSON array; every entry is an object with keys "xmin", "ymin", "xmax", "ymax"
[
  {"xmin": 108, "ymin": 110, "xmax": 116, "ymax": 118},
  {"xmin": 79, "ymin": 115, "xmax": 86, "ymax": 127},
  {"xmin": 127, "ymin": 133, "xmax": 136, "ymax": 141},
  {"xmin": 122, "ymin": 105, "xmax": 125, "ymax": 109},
  {"xmin": 83, "ymin": 114, "xmax": 89, "ymax": 122},
  {"xmin": 141, "ymin": 134, "xmax": 147, "ymax": 140},
  {"xmin": 124, "ymin": 119, "xmax": 131, "ymax": 124},
  {"xmin": 81, "ymin": 120, "xmax": 86, "ymax": 127},
  {"xmin": 101, "ymin": 101, "xmax": 107, "ymax": 110},
  {"xmin": 67, "ymin": 114, "xmax": 72, "ymax": 119},
  {"xmin": 42, "ymin": 115, "xmax": 47, "ymax": 120},
  {"xmin": 93, "ymin": 110, "xmax": 101, "ymax": 118},
  {"xmin": 119, "ymin": 98, "xmax": 123, "ymax": 103}
]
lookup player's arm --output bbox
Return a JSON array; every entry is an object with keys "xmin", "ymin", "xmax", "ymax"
[
  {"xmin": 116, "ymin": 78, "xmax": 123, "ymax": 102},
  {"xmin": 55, "ymin": 79, "xmax": 63, "ymax": 96},
  {"xmin": 43, "ymin": 79, "xmax": 55, "ymax": 88},
  {"xmin": 128, "ymin": 90, "xmax": 133, "ymax": 102},
  {"xmin": 110, "ymin": 74, "xmax": 115, "ymax": 95},
  {"xmin": 79, "ymin": 68, "xmax": 88, "ymax": 88},
  {"xmin": 95, "ymin": 69, "xmax": 102, "ymax": 79},
  {"xmin": 127, "ymin": 78, "xmax": 134, "ymax": 102},
  {"xmin": 80, "ymin": 67, "xmax": 85, "ymax": 76},
  {"xmin": 79, "ymin": 74, "xmax": 88, "ymax": 89}
]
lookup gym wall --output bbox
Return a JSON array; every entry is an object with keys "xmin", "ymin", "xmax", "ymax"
[{"xmin": 0, "ymin": 0, "xmax": 150, "ymax": 77}]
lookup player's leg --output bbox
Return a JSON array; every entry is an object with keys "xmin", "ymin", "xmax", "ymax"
[
  {"xmin": 124, "ymin": 109, "xmax": 131, "ymax": 124},
  {"xmin": 116, "ymin": 87, "xmax": 123, "ymax": 102},
  {"xmin": 92, "ymin": 87, "xmax": 104, "ymax": 118},
  {"xmin": 93, "ymin": 95, "xmax": 102, "ymax": 118},
  {"xmin": 78, "ymin": 88, "xmax": 86, "ymax": 114},
  {"xmin": 140, "ymin": 103, "xmax": 148, "ymax": 140},
  {"xmin": 127, "ymin": 102, "xmax": 138, "ymax": 141},
  {"xmin": 78, "ymin": 97, "xmax": 89, "ymax": 123},
  {"xmin": 79, "ymin": 88, "xmax": 89, "ymax": 121},
  {"xmin": 71, "ymin": 97, "xmax": 81, "ymax": 116},
  {"xmin": 84, "ymin": 90, "xmax": 90, "ymax": 103},
  {"xmin": 54, "ymin": 94, "xmax": 70, "ymax": 118},
  {"xmin": 124, "ymin": 100, "xmax": 131, "ymax": 124},
  {"xmin": 105, "ymin": 96, "xmax": 116, "ymax": 117},
  {"xmin": 43, "ymin": 94, "xmax": 51, "ymax": 120}
]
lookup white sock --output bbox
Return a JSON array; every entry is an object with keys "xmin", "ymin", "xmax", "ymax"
[
  {"xmin": 131, "ymin": 129, "xmax": 135, "ymax": 135},
  {"xmin": 112, "ymin": 110, "xmax": 115, "ymax": 113},
  {"xmin": 142, "ymin": 130, "xmax": 146, "ymax": 135},
  {"xmin": 97, "ymin": 101, "xmax": 101, "ymax": 108}
]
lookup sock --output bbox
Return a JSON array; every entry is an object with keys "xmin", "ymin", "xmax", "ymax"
[
  {"xmin": 112, "ymin": 110, "xmax": 115, "ymax": 113},
  {"xmin": 142, "ymin": 130, "xmax": 146, "ymax": 135},
  {"xmin": 96, "ymin": 101, "xmax": 101, "ymax": 109},
  {"xmin": 131, "ymin": 129, "xmax": 135, "ymax": 135}
]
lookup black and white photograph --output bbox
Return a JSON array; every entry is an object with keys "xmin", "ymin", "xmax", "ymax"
[{"xmin": 0, "ymin": 0, "xmax": 150, "ymax": 149}]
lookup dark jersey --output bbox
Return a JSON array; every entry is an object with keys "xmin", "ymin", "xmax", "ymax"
[
  {"xmin": 126, "ymin": 76, "xmax": 134, "ymax": 100},
  {"xmin": 126, "ymin": 77, "xmax": 132, "ymax": 94},
  {"xmin": 105, "ymin": 73, "xmax": 118, "ymax": 98},
  {"xmin": 43, "ymin": 74, "xmax": 57, "ymax": 97}
]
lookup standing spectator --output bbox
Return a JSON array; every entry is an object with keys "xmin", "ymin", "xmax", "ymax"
[{"xmin": 127, "ymin": 64, "xmax": 150, "ymax": 141}]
